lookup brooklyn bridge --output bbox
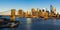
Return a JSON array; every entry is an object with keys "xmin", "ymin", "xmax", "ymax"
[{"xmin": 0, "ymin": 5, "xmax": 60, "ymax": 21}]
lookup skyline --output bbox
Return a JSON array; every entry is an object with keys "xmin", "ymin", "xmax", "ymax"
[{"xmin": 0, "ymin": 0, "xmax": 60, "ymax": 13}]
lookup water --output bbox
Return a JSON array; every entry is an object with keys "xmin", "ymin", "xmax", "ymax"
[{"xmin": 0, "ymin": 16, "xmax": 60, "ymax": 30}]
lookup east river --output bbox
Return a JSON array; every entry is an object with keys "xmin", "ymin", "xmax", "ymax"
[{"xmin": 0, "ymin": 16, "xmax": 60, "ymax": 30}]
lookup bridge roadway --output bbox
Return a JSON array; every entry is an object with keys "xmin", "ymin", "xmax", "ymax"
[{"xmin": 0, "ymin": 15, "xmax": 38, "ymax": 18}]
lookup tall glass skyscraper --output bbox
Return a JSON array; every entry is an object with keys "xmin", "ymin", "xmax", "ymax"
[{"xmin": 50, "ymin": 5, "xmax": 53, "ymax": 13}]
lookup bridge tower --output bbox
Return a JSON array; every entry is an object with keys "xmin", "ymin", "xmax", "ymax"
[{"xmin": 10, "ymin": 9, "xmax": 16, "ymax": 21}]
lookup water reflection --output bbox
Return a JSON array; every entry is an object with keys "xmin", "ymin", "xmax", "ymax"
[
  {"xmin": 1, "ymin": 17, "xmax": 60, "ymax": 30},
  {"xmin": 0, "ymin": 28, "xmax": 3, "ymax": 30},
  {"xmin": 26, "ymin": 18, "xmax": 32, "ymax": 30}
]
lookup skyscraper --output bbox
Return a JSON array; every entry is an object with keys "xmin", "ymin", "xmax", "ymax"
[
  {"xmin": 52, "ymin": 7, "xmax": 57, "ymax": 14},
  {"xmin": 31, "ymin": 8, "xmax": 36, "ymax": 16},
  {"xmin": 50, "ymin": 5, "xmax": 53, "ymax": 13},
  {"xmin": 38, "ymin": 9, "xmax": 41, "ymax": 17},
  {"xmin": 31, "ymin": 8, "xmax": 38, "ymax": 18},
  {"xmin": 18, "ymin": 9, "xmax": 23, "ymax": 18},
  {"xmin": 50, "ymin": 5, "xmax": 57, "ymax": 14},
  {"xmin": 25, "ymin": 10, "xmax": 32, "ymax": 18},
  {"xmin": 18, "ymin": 9, "xmax": 23, "ymax": 15}
]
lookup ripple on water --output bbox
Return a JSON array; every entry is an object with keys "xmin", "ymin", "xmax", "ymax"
[{"xmin": 1, "ymin": 16, "xmax": 60, "ymax": 30}]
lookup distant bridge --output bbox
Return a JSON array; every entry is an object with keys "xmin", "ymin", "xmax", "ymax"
[{"xmin": 0, "ymin": 10, "xmax": 18, "ymax": 16}]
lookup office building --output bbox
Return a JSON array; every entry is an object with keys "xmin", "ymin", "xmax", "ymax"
[
  {"xmin": 50, "ymin": 5, "xmax": 57, "ymax": 14},
  {"xmin": 31, "ymin": 8, "xmax": 36, "ymax": 16},
  {"xmin": 18, "ymin": 9, "xmax": 23, "ymax": 18}
]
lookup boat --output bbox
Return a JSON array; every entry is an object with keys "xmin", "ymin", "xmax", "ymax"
[{"xmin": 0, "ymin": 18, "xmax": 20, "ymax": 28}]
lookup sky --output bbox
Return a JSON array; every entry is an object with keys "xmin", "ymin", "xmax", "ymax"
[{"xmin": 0, "ymin": 0, "xmax": 60, "ymax": 14}]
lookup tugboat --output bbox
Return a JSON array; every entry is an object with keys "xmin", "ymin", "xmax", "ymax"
[{"xmin": 0, "ymin": 18, "xmax": 20, "ymax": 28}]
